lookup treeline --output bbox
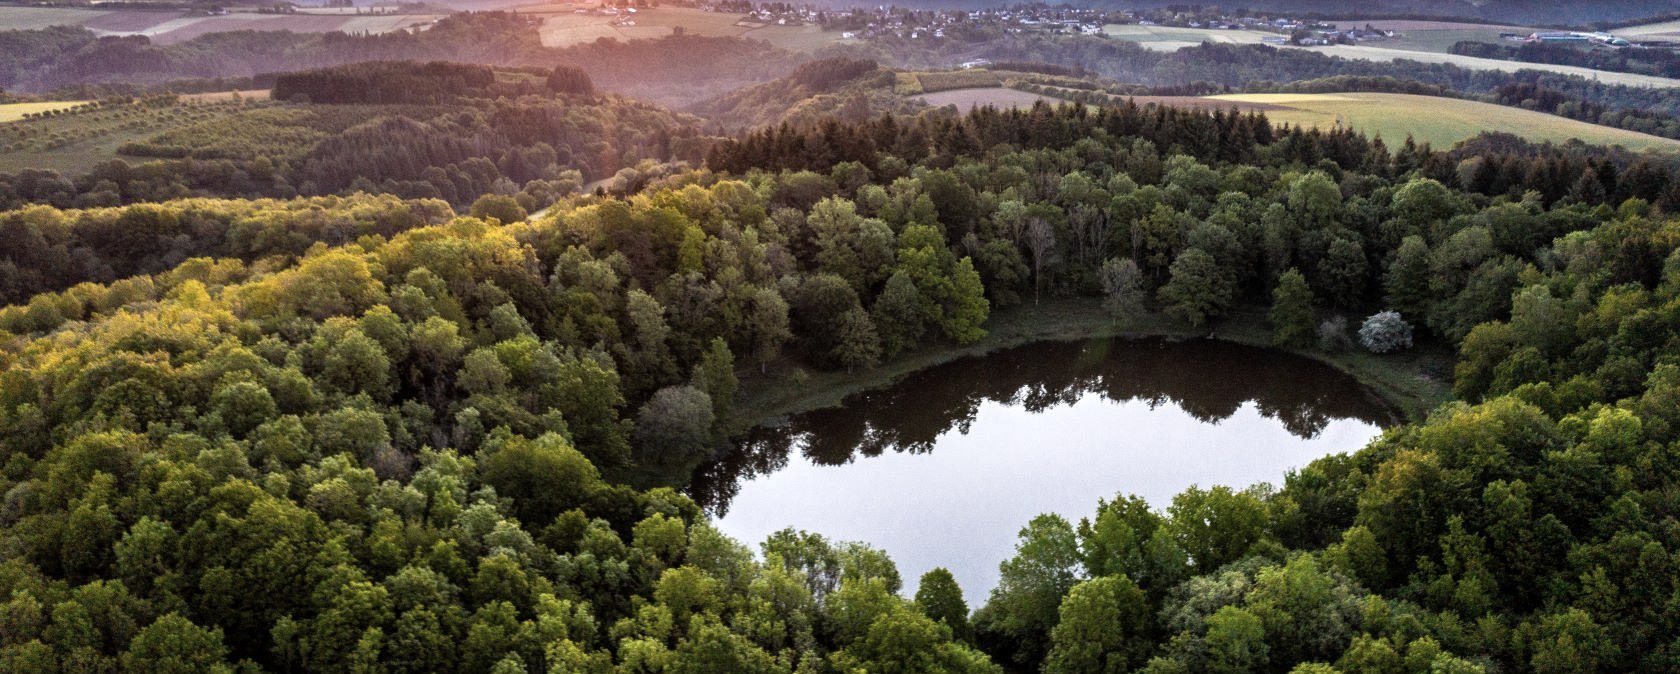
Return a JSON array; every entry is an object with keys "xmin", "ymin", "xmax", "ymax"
[
  {"xmin": 788, "ymin": 57, "xmax": 880, "ymax": 91},
  {"xmin": 1490, "ymin": 81, "xmax": 1680, "ymax": 140},
  {"xmin": 1451, "ymin": 39, "xmax": 1680, "ymax": 79},
  {"xmin": 292, "ymin": 95, "xmax": 706, "ymax": 199},
  {"xmin": 272, "ymin": 61, "xmax": 596, "ymax": 105},
  {"xmin": 0, "ymin": 194, "xmax": 454, "ymax": 306},
  {"xmin": 0, "ymin": 85, "xmax": 709, "ymax": 211},
  {"xmin": 273, "ymin": 61, "xmax": 500, "ymax": 105}
]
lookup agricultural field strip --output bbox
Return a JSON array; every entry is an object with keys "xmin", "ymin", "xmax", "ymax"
[
  {"xmin": 1105, "ymin": 22, "xmax": 1680, "ymax": 88},
  {"xmin": 0, "ymin": 5, "xmax": 440, "ymax": 42},
  {"xmin": 1205, "ymin": 92, "xmax": 1680, "ymax": 152},
  {"xmin": 0, "ymin": 101, "xmax": 94, "ymax": 124},
  {"xmin": 913, "ymin": 87, "xmax": 1063, "ymax": 110}
]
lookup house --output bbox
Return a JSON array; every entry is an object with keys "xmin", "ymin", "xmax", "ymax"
[{"xmin": 1530, "ymin": 31, "xmax": 1591, "ymax": 43}]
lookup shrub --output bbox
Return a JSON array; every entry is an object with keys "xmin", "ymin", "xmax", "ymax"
[
  {"xmin": 1359, "ymin": 310, "xmax": 1414, "ymax": 354},
  {"xmin": 1317, "ymin": 315, "xmax": 1350, "ymax": 352}
]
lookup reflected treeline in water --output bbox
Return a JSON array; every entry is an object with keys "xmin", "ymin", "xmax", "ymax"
[{"xmin": 690, "ymin": 338, "xmax": 1396, "ymax": 515}]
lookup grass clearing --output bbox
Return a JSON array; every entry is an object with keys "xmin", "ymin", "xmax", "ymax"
[
  {"xmin": 1102, "ymin": 23, "xmax": 1273, "ymax": 49},
  {"xmin": 181, "ymin": 90, "xmax": 271, "ymax": 103},
  {"xmin": 915, "ymin": 87, "xmax": 1063, "ymax": 110},
  {"xmin": 745, "ymin": 23, "xmax": 838, "ymax": 51},
  {"xmin": 0, "ymin": 6, "xmax": 110, "ymax": 29},
  {"xmin": 1616, "ymin": 18, "xmax": 1680, "ymax": 39},
  {"xmin": 914, "ymin": 70, "xmax": 1003, "ymax": 92},
  {"xmin": 1207, "ymin": 92, "xmax": 1680, "ymax": 152}
]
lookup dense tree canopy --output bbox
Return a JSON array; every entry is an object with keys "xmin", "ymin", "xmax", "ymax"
[{"xmin": 4, "ymin": 84, "xmax": 1680, "ymax": 673}]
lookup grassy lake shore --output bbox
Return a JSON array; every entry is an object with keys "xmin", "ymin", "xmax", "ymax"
[{"xmin": 737, "ymin": 299, "xmax": 1455, "ymax": 426}]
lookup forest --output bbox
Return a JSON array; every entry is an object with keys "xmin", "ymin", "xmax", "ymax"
[
  {"xmin": 0, "ymin": 89, "xmax": 1679, "ymax": 672},
  {"xmin": 1449, "ymin": 40, "xmax": 1680, "ymax": 80},
  {"xmin": 0, "ymin": 61, "xmax": 711, "ymax": 213}
]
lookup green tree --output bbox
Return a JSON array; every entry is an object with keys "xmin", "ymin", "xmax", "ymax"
[
  {"xmin": 1159, "ymin": 248, "xmax": 1236, "ymax": 328},
  {"xmin": 1168, "ymin": 486, "xmax": 1269, "ymax": 574},
  {"xmin": 745, "ymin": 287, "xmax": 791, "ymax": 374},
  {"xmin": 1099, "ymin": 258, "xmax": 1146, "ymax": 322},
  {"xmin": 633, "ymin": 385, "xmax": 716, "ymax": 466},
  {"xmin": 832, "ymin": 306, "xmax": 882, "ymax": 373},
  {"xmin": 121, "ymin": 614, "xmax": 230, "ymax": 674},
  {"xmin": 691, "ymin": 337, "xmax": 737, "ymax": 434},
  {"xmin": 1314, "ymin": 237, "xmax": 1368, "ymax": 308},
  {"xmin": 470, "ymin": 194, "xmax": 528, "ymax": 224},
  {"xmin": 915, "ymin": 568, "xmax": 970, "ymax": 641},
  {"xmin": 1525, "ymin": 609, "xmax": 1619, "ymax": 674},
  {"xmin": 1205, "ymin": 606, "xmax": 1267, "ymax": 674},
  {"xmin": 1383, "ymin": 236, "xmax": 1432, "ymax": 322},
  {"xmin": 1044, "ymin": 575, "xmax": 1152, "ymax": 674},
  {"xmin": 1270, "ymin": 268, "xmax": 1316, "ymax": 348},
  {"xmin": 873, "ymin": 270, "xmax": 929, "ymax": 358},
  {"xmin": 479, "ymin": 432, "xmax": 599, "ymax": 526},
  {"xmin": 983, "ymin": 513, "xmax": 1084, "ymax": 665}
]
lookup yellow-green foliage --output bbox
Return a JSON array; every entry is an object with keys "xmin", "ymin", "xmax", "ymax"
[
  {"xmin": 894, "ymin": 72, "xmax": 925, "ymax": 95},
  {"xmin": 912, "ymin": 70, "xmax": 1004, "ymax": 93}
]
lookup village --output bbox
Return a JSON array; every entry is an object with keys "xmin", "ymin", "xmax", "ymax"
[{"xmin": 630, "ymin": 2, "xmax": 1404, "ymax": 46}]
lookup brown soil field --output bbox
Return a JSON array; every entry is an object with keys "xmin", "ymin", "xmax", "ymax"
[
  {"xmin": 150, "ymin": 15, "xmax": 351, "ymax": 44},
  {"xmin": 80, "ymin": 10, "xmax": 184, "ymax": 32}
]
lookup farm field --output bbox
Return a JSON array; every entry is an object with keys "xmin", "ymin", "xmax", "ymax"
[
  {"xmin": 1300, "ymin": 44, "xmax": 1680, "ymax": 87},
  {"xmin": 0, "ymin": 101, "xmax": 94, "ymax": 124},
  {"xmin": 745, "ymin": 23, "xmax": 837, "ymax": 51},
  {"xmin": 1617, "ymin": 18, "xmax": 1680, "ymax": 41},
  {"xmin": 1205, "ymin": 92, "xmax": 1680, "ymax": 152},
  {"xmin": 0, "ymin": 5, "xmax": 114, "ymax": 29},
  {"xmin": 1322, "ymin": 18, "xmax": 1535, "ymax": 53},
  {"xmin": 1102, "ymin": 23, "xmax": 1274, "ymax": 51},
  {"xmin": 181, "ymin": 90, "xmax": 271, "ymax": 103},
  {"xmin": 915, "ymin": 87, "xmax": 1066, "ymax": 111},
  {"xmin": 904, "ymin": 70, "xmax": 1005, "ymax": 93},
  {"xmin": 0, "ymin": 6, "xmax": 440, "ymax": 44},
  {"xmin": 0, "ymin": 98, "xmax": 266, "ymax": 175}
]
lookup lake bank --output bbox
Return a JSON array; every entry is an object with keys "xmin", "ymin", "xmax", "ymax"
[{"xmin": 736, "ymin": 299, "xmax": 1455, "ymax": 427}]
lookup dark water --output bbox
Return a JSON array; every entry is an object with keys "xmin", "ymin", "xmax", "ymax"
[{"xmin": 689, "ymin": 337, "xmax": 1396, "ymax": 603}]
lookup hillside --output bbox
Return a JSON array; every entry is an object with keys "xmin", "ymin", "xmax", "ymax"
[
  {"xmin": 0, "ymin": 62, "xmax": 709, "ymax": 210},
  {"xmin": 688, "ymin": 57, "xmax": 917, "ymax": 130}
]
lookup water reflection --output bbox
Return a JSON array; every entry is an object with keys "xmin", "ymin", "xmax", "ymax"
[{"xmin": 691, "ymin": 338, "xmax": 1396, "ymax": 516}]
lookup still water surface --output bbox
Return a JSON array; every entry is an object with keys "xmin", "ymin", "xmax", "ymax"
[{"xmin": 689, "ymin": 338, "xmax": 1395, "ymax": 603}]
